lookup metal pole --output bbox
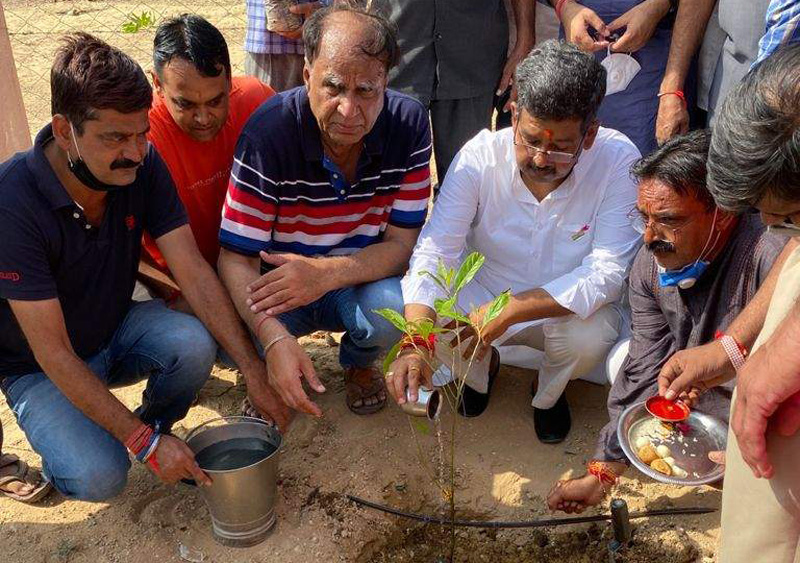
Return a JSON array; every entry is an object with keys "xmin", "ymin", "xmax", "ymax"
[
  {"xmin": 608, "ymin": 498, "xmax": 632, "ymax": 562},
  {"xmin": 0, "ymin": 0, "xmax": 32, "ymax": 161}
]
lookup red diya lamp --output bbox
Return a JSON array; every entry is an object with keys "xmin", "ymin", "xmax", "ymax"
[{"xmin": 645, "ymin": 395, "xmax": 690, "ymax": 423}]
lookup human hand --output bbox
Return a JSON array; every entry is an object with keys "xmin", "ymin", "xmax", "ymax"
[
  {"xmin": 448, "ymin": 300, "xmax": 512, "ymax": 362},
  {"xmin": 243, "ymin": 366, "xmax": 294, "ymax": 429},
  {"xmin": 560, "ymin": 2, "xmax": 610, "ymax": 53},
  {"xmin": 732, "ymin": 336, "xmax": 800, "ymax": 479},
  {"xmin": 150, "ymin": 435, "xmax": 211, "ymax": 487},
  {"xmin": 247, "ymin": 252, "xmax": 332, "ymax": 316},
  {"xmin": 385, "ymin": 350, "xmax": 434, "ymax": 405},
  {"xmin": 547, "ymin": 474, "xmax": 608, "ymax": 514},
  {"xmin": 655, "ymin": 92, "xmax": 689, "ymax": 144},
  {"xmin": 497, "ymin": 35, "xmax": 535, "ymax": 112},
  {"xmin": 608, "ymin": 0, "xmax": 670, "ymax": 53},
  {"xmin": 708, "ymin": 450, "xmax": 726, "ymax": 466},
  {"xmin": 265, "ymin": 335, "xmax": 326, "ymax": 417},
  {"xmin": 274, "ymin": 2, "xmax": 323, "ymax": 39},
  {"xmin": 658, "ymin": 341, "xmax": 736, "ymax": 404}
]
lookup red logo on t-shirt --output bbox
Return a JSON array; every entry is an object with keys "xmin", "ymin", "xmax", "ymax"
[
  {"xmin": 0, "ymin": 271, "xmax": 20, "ymax": 282},
  {"xmin": 125, "ymin": 215, "xmax": 136, "ymax": 230}
]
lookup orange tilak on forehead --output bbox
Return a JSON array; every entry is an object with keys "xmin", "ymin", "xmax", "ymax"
[{"xmin": 543, "ymin": 129, "xmax": 553, "ymax": 141}]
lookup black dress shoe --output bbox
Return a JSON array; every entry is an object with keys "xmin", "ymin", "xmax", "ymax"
[
  {"xmin": 457, "ymin": 348, "xmax": 500, "ymax": 418},
  {"xmin": 533, "ymin": 392, "xmax": 571, "ymax": 443}
]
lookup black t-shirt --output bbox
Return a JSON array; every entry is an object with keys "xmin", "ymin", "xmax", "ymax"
[{"xmin": 0, "ymin": 125, "xmax": 188, "ymax": 377}]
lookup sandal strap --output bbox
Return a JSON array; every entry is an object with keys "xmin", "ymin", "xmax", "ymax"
[{"xmin": 0, "ymin": 453, "xmax": 20, "ymax": 469}]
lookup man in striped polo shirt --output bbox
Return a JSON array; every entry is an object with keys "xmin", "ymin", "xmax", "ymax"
[{"xmin": 218, "ymin": 5, "xmax": 431, "ymax": 419}]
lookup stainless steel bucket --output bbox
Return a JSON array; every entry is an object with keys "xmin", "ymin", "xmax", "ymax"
[{"xmin": 184, "ymin": 416, "xmax": 282, "ymax": 547}]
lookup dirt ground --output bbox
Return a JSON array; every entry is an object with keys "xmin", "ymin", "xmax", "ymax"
[
  {"xmin": 5, "ymin": 0, "xmax": 249, "ymax": 139},
  {"xmin": 1, "ymin": 334, "xmax": 722, "ymax": 563},
  {"xmin": 2, "ymin": 1, "xmax": 721, "ymax": 561}
]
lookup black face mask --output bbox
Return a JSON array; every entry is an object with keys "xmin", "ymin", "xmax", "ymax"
[{"xmin": 68, "ymin": 123, "xmax": 140, "ymax": 192}]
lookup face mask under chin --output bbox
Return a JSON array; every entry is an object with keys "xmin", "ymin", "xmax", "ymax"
[{"xmin": 67, "ymin": 123, "xmax": 138, "ymax": 193}]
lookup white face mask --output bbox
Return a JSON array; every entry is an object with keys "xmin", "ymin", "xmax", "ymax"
[{"xmin": 601, "ymin": 48, "xmax": 641, "ymax": 96}]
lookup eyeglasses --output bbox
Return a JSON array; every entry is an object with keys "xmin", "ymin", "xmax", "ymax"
[
  {"xmin": 513, "ymin": 125, "xmax": 585, "ymax": 164},
  {"xmin": 768, "ymin": 219, "xmax": 800, "ymax": 237},
  {"xmin": 627, "ymin": 208, "xmax": 696, "ymax": 236}
]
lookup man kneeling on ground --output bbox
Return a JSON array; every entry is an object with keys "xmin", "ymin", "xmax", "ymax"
[
  {"xmin": 217, "ymin": 4, "xmax": 432, "ymax": 418},
  {"xmin": 0, "ymin": 33, "xmax": 286, "ymax": 501},
  {"xmin": 139, "ymin": 14, "xmax": 274, "ymax": 314},
  {"xmin": 385, "ymin": 40, "xmax": 642, "ymax": 443},
  {"xmin": 547, "ymin": 130, "xmax": 788, "ymax": 513}
]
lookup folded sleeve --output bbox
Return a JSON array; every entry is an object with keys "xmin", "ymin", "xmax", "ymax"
[
  {"xmin": 219, "ymin": 133, "xmax": 279, "ymax": 256},
  {"xmin": 401, "ymin": 141, "xmax": 481, "ymax": 308},
  {"xmin": 541, "ymin": 148, "xmax": 642, "ymax": 319}
]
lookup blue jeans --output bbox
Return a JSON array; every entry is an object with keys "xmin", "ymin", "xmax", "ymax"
[
  {"xmin": 0, "ymin": 300, "xmax": 216, "ymax": 501},
  {"xmin": 278, "ymin": 276, "xmax": 404, "ymax": 368}
]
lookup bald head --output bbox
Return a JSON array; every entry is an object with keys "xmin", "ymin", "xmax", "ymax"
[{"xmin": 302, "ymin": 4, "xmax": 398, "ymax": 73}]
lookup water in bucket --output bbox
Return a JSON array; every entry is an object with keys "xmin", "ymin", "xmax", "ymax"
[{"xmin": 195, "ymin": 437, "xmax": 276, "ymax": 471}]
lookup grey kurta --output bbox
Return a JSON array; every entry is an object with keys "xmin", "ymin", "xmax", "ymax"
[{"xmin": 595, "ymin": 213, "xmax": 785, "ymax": 462}]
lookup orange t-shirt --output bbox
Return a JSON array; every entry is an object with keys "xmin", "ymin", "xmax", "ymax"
[{"xmin": 145, "ymin": 76, "xmax": 274, "ymax": 271}]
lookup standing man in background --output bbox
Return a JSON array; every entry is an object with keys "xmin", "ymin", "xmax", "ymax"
[
  {"xmin": 373, "ymin": 0, "xmax": 535, "ymax": 181},
  {"xmin": 244, "ymin": 0, "xmax": 325, "ymax": 92}
]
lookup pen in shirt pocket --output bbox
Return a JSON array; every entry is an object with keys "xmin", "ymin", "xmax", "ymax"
[{"xmin": 570, "ymin": 223, "xmax": 591, "ymax": 241}]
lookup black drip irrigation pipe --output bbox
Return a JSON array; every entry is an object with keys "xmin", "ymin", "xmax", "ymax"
[{"xmin": 346, "ymin": 495, "xmax": 716, "ymax": 529}]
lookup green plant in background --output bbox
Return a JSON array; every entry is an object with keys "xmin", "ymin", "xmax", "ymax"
[
  {"xmin": 375, "ymin": 251, "xmax": 510, "ymax": 562},
  {"xmin": 121, "ymin": 11, "xmax": 156, "ymax": 34}
]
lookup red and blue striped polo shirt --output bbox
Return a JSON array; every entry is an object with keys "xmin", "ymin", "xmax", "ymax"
[{"xmin": 219, "ymin": 87, "xmax": 431, "ymax": 257}]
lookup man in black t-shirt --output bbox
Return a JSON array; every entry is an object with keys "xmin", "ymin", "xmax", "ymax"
[{"xmin": 0, "ymin": 33, "xmax": 291, "ymax": 502}]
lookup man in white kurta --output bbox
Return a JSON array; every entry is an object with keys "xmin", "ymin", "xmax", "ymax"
[{"xmin": 392, "ymin": 40, "xmax": 641, "ymax": 443}]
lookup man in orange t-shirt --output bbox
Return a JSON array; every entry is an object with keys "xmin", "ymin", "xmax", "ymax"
[{"xmin": 141, "ymin": 14, "xmax": 274, "ymax": 306}]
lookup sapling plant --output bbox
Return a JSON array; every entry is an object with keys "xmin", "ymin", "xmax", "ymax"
[{"xmin": 375, "ymin": 252, "xmax": 510, "ymax": 562}]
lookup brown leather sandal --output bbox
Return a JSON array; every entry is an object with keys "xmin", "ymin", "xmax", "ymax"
[{"xmin": 344, "ymin": 366, "xmax": 387, "ymax": 415}]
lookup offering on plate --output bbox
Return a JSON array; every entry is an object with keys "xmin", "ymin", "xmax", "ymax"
[{"xmin": 645, "ymin": 396, "xmax": 690, "ymax": 422}]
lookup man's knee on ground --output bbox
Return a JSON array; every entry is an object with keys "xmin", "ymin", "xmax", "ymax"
[{"xmin": 56, "ymin": 451, "xmax": 131, "ymax": 502}]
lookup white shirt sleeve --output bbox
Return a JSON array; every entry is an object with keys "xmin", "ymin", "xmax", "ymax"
[
  {"xmin": 401, "ymin": 143, "xmax": 482, "ymax": 309},
  {"xmin": 540, "ymin": 148, "xmax": 642, "ymax": 319}
]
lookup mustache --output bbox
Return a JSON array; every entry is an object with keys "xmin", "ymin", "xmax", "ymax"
[
  {"xmin": 110, "ymin": 158, "xmax": 141, "ymax": 170},
  {"xmin": 647, "ymin": 240, "xmax": 676, "ymax": 254}
]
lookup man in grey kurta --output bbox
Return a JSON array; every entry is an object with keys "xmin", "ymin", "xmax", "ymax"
[
  {"xmin": 373, "ymin": 0, "xmax": 534, "ymax": 181},
  {"xmin": 547, "ymin": 130, "xmax": 785, "ymax": 514},
  {"xmin": 595, "ymin": 211, "xmax": 783, "ymax": 462}
]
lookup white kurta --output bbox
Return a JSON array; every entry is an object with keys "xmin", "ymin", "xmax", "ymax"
[{"xmin": 401, "ymin": 126, "xmax": 642, "ymax": 391}]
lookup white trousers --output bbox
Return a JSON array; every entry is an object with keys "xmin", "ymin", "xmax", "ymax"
[{"xmin": 433, "ymin": 304, "xmax": 622, "ymax": 409}]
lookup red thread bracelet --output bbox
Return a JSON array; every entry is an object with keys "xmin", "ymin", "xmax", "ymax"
[
  {"xmin": 254, "ymin": 314, "xmax": 270, "ymax": 340},
  {"xmin": 658, "ymin": 90, "xmax": 687, "ymax": 107},
  {"xmin": 399, "ymin": 334, "xmax": 436, "ymax": 354},
  {"xmin": 555, "ymin": 0, "xmax": 572, "ymax": 20},
  {"xmin": 587, "ymin": 460, "xmax": 618, "ymax": 487}
]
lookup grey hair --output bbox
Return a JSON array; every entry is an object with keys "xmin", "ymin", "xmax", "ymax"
[
  {"xmin": 302, "ymin": 1, "xmax": 398, "ymax": 72},
  {"xmin": 515, "ymin": 39, "xmax": 606, "ymax": 125},
  {"xmin": 707, "ymin": 43, "xmax": 800, "ymax": 212}
]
